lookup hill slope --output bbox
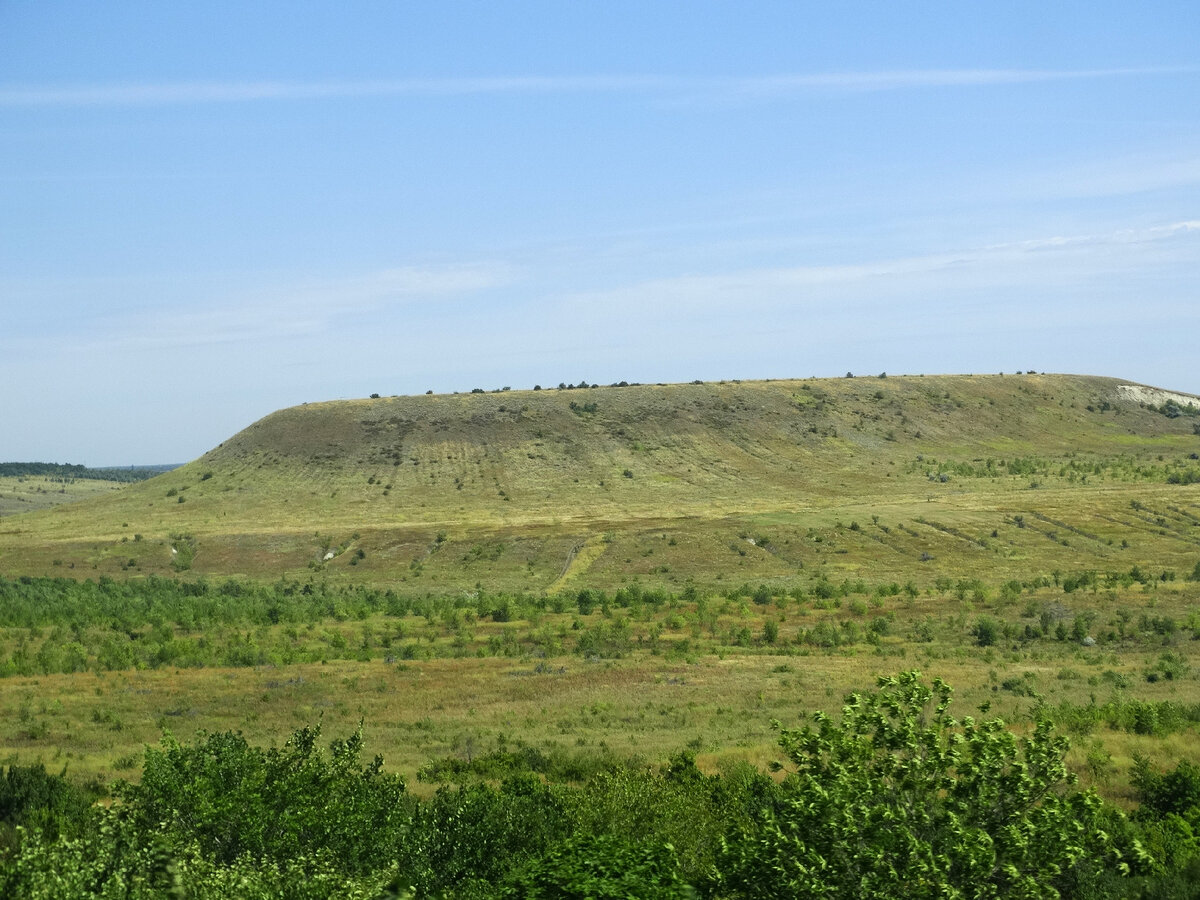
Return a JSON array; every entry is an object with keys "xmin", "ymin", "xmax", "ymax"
[{"xmin": 1, "ymin": 373, "xmax": 1197, "ymax": 588}]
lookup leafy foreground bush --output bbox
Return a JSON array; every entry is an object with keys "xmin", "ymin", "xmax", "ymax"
[
  {"xmin": 717, "ymin": 671, "xmax": 1148, "ymax": 898},
  {"xmin": 3, "ymin": 673, "xmax": 1193, "ymax": 899},
  {"xmin": 124, "ymin": 724, "xmax": 411, "ymax": 874},
  {"xmin": 0, "ymin": 762, "xmax": 103, "ymax": 854},
  {"xmin": 500, "ymin": 832, "xmax": 696, "ymax": 899}
]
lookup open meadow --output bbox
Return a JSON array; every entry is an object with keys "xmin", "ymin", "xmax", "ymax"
[
  {"xmin": 0, "ymin": 475, "xmax": 132, "ymax": 519},
  {"xmin": 0, "ymin": 374, "xmax": 1197, "ymax": 793},
  {"xmin": 2, "ymin": 374, "xmax": 1200, "ymax": 896}
]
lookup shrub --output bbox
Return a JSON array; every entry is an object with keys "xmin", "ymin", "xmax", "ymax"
[
  {"xmin": 0, "ymin": 763, "xmax": 99, "ymax": 845},
  {"xmin": 973, "ymin": 615, "xmax": 999, "ymax": 647},
  {"xmin": 501, "ymin": 833, "xmax": 693, "ymax": 899},
  {"xmin": 718, "ymin": 672, "xmax": 1141, "ymax": 898},
  {"xmin": 1133, "ymin": 758, "xmax": 1200, "ymax": 820},
  {"xmin": 406, "ymin": 776, "xmax": 571, "ymax": 896},
  {"xmin": 121, "ymin": 725, "xmax": 410, "ymax": 874}
]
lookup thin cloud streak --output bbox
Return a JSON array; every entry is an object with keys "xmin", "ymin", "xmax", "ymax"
[
  {"xmin": 737, "ymin": 66, "xmax": 1198, "ymax": 93},
  {"xmin": 0, "ymin": 262, "xmax": 515, "ymax": 354},
  {"xmin": 987, "ymin": 220, "xmax": 1200, "ymax": 253},
  {"xmin": 564, "ymin": 220, "xmax": 1200, "ymax": 312},
  {"xmin": 2, "ymin": 66, "xmax": 1195, "ymax": 107},
  {"xmin": 124, "ymin": 263, "xmax": 517, "ymax": 350}
]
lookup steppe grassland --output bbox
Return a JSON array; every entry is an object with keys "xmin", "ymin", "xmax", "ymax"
[
  {"xmin": 4, "ymin": 483, "xmax": 1195, "ymax": 595},
  {"xmin": 0, "ymin": 572, "xmax": 1197, "ymax": 801},
  {"xmin": 0, "ymin": 374, "xmax": 1197, "ymax": 801},
  {"xmin": 0, "ymin": 475, "xmax": 128, "ymax": 518},
  {"xmin": 0, "ymin": 642, "xmax": 1196, "ymax": 805}
]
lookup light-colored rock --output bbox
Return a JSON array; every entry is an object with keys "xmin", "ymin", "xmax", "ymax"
[{"xmin": 1117, "ymin": 383, "xmax": 1200, "ymax": 409}]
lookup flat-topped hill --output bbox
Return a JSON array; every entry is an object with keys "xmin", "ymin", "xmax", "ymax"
[{"xmin": 1, "ymin": 373, "xmax": 1197, "ymax": 587}]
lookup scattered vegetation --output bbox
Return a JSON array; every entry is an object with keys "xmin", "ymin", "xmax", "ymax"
[
  {"xmin": 0, "ymin": 374, "xmax": 1198, "ymax": 894},
  {"xmin": 5, "ymin": 673, "xmax": 1198, "ymax": 897}
]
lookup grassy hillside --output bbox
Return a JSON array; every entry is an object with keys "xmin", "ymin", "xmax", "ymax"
[
  {"xmin": 1, "ymin": 373, "xmax": 1199, "ymax": 794},
  {"xmin": 0, "ymin": 373, "xmax": 1197, "ymax": 589}
]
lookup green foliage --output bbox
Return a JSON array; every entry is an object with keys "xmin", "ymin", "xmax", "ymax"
[
  {"xmin": 1133, "ymin": 758, "xmax": 1200, "ymax": 823},
  {"xmin": 169, "ymin": 534, "xmax": 194, "ymax": 571},
  {"xmin": 573, "ymin": 619, "xmax": 632, "ymax": 658},
  {"xmin": 403, "ymin": 776, "xmax": 572, "ymax": 898},
  {"xmin": 1049, "ymin": 696, "xmax": 1200, "ymax": 738},
  {"xmin": 0, "ymin": 819, "xmax": 394, "ymax": 899},
  {"xmin": 0, "ymin": 764, "xmax": 100, "ymax": 848},
  {"xmin": 501, "ymin": 833, "xmax": 695, "ymax": 899},
  {"xmin": 761, "ymin": 619, "xmax": 779, "ymax": 644},
  {"xmin": 11, "ymin": 673, "xmax": 1200, "ymax": 898},
  {"xmin": 973, "ymin": 615, "xmax": 999, "ymax": 646},
  {"xmin": 121, "ymin": 724, "xmax": 410, "ymax": 874},
  {"xmin": 417, "ymin": 741, "xmax": 631, "ymax": 786},
  {"xmin": 718, "ymin": 671, "xmax": 1143, "ymax": 899},
  {"xmin": 1158, "ymin": 400, "xmax": 1199, "ymax": 419},
  {"xmin": 1126, "ymin": 758, "xmax": 1200, "ymax": 895},
  {"xmin": 568, "ymin": 751, "xmax": 772, "ymax": 888}
]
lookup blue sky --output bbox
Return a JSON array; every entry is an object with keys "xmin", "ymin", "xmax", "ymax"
[{"xmin": 2, "ymin": 2, "xmax": 1198, "ymax": 465}]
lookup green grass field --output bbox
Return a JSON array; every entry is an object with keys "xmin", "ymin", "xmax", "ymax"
[{"xmin": 0, "ymin": 372, "xmax": 1198, "ymax": 801}]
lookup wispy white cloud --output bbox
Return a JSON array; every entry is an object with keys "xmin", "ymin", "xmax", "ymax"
[
  {"xmin": 1034, "ymin": 154, "xmax": 1200, "ymax": 200},
  {"xmin": 2, "ymin": 67, "xmax": 1195, "ymax": 107},
  {"xmin": 993, "ymin": 220, "xmax": 1200, "ymax": 252},
  {"xmin": 729, "ymin": 66, "xmax": 1198, "ymax": 95},
  {"xmin": 562, "ymin": 220, "xmax": 1200, "ymax": 314},
  {"xmin": 129, "ymin": 262, "xmax": 516, "ymax": 349},
  {"xmin": 0, "ymin": 262, "xmax": 516, "ymax": 354}
]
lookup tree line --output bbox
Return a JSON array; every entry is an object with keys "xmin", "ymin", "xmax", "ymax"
[{"xmin": 0, "ymin": 463, "xmax": 175, "ymax": 483}]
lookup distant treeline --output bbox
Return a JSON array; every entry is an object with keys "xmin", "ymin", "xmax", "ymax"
[{"xmin": 0, "ymin": 462, "xmax": 176, "ymax": 482}]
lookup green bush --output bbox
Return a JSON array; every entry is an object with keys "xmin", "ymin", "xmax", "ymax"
[
  {"xmin": 0, "ymin": 763, "xmax": 99, "ymax": 848},
  {"xmin": 973, "ymin": 615, "xmax": 999, "ymax": 647},
  {"xmin": 501, "ymin": 833, "xmax": 695, "ymax": 899},
  {"xmin": 717, "ymin": 671, "xmax": 1144, "ymax": 898},
  {"xmin": 404, "ymin": 776, "xmax": 571, "ymax": 898},
  {"xmin": 121, "ymin": 724, "xmax": 410, "ymax": 874},
  {"xmin": 1133, "ymin": 758, "xmax": 1200, "ymax": 822},
  {"xmin": 5, "ymin": 678, "xmax": 1192, "ymax": 898}
]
